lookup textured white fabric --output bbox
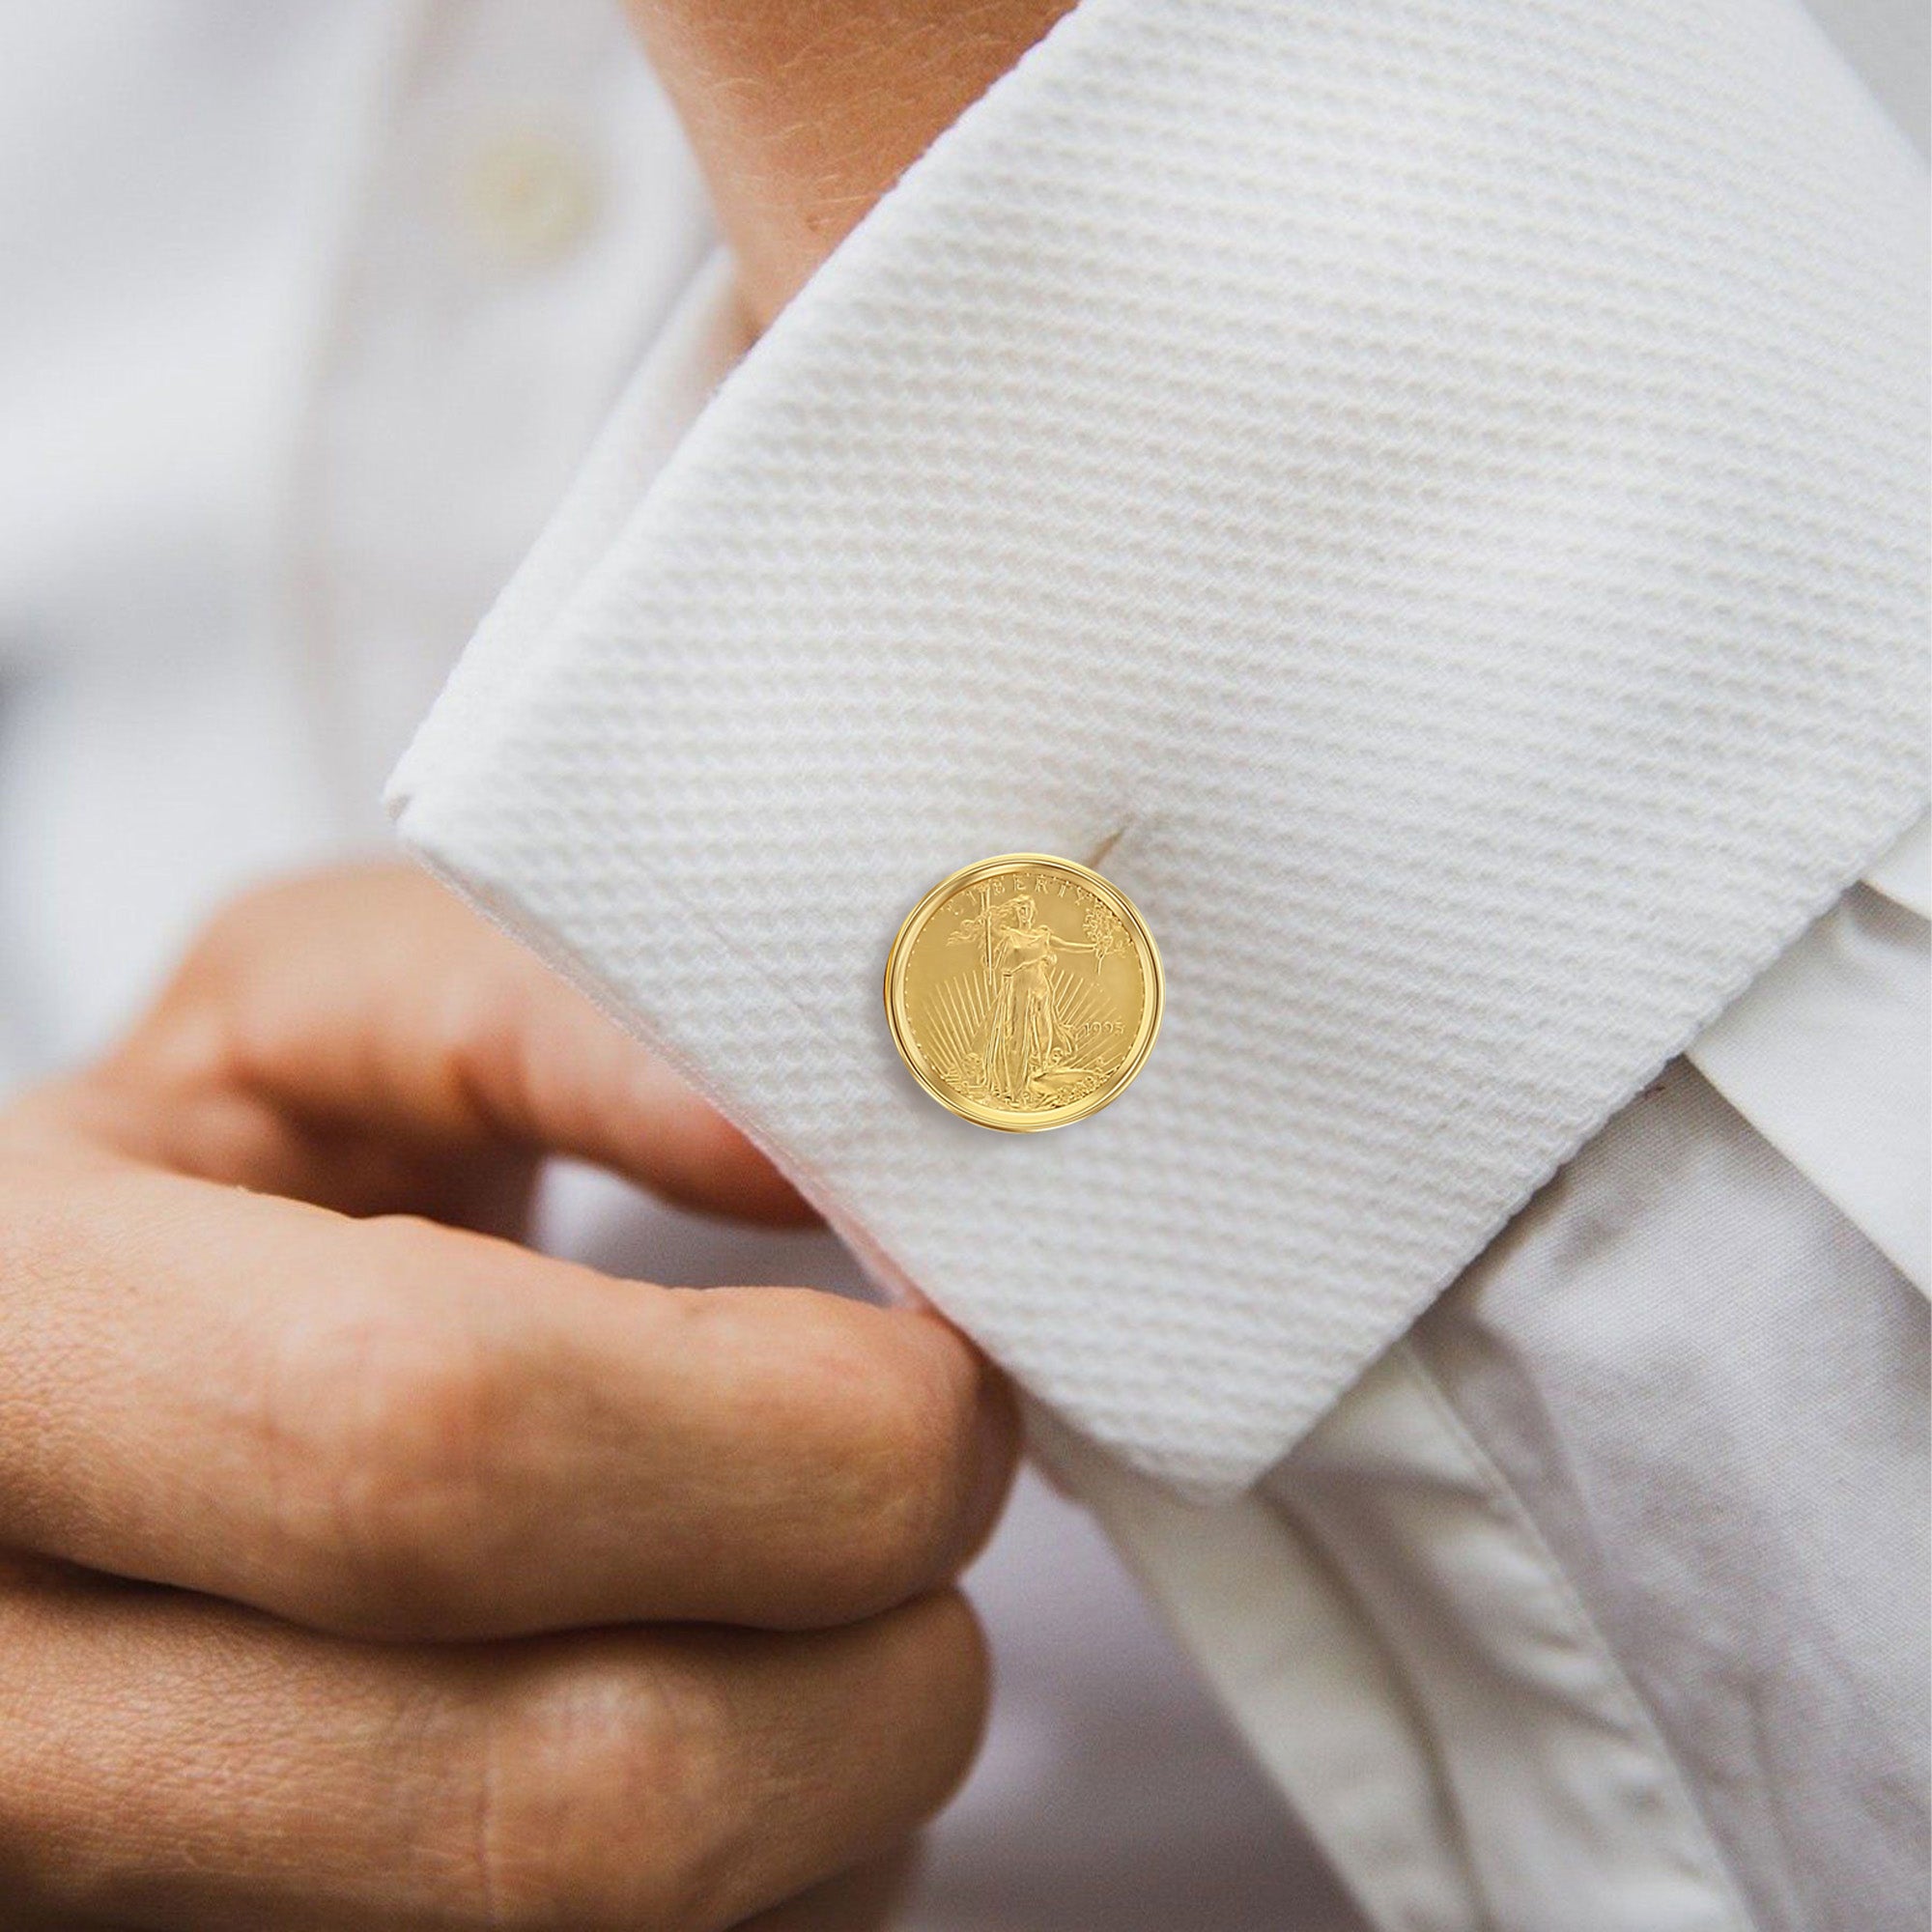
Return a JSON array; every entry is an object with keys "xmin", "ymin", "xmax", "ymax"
[{"xmin": 394, "ymin": 0, "xmax": 1928, "ymax": 1492}]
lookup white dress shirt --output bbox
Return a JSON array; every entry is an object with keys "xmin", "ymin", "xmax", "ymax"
[{"xmin": 4, "ymin": 3, "xmax": 1925, "ymax": 1929}]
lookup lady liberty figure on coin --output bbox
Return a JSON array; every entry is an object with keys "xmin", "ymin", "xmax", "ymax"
[{"xmin": 980, "ymin": 895, "xmax": 1104, "ymax": 1105}]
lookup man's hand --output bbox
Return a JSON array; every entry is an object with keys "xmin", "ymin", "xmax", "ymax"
[{"xmin": 0, "ymin": 867, "xmax": 1015, "ymax": 1930}]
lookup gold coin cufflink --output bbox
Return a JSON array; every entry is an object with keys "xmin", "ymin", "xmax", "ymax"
[{"xmin": 884, "ymin": 854, "xmax": 1163, "ymax": 1132}]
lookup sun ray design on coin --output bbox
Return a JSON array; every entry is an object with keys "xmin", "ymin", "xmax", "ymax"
[{"xmin": 884, "ymin": 855, "xmax": 1163, "ymax": 1131}]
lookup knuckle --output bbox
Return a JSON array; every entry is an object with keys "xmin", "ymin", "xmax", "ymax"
[
  {"xmin": 264, "ymin": 1244, "xmax": 512, "ymax": 1634},
  {"xmin": 424, "ymin": 968, "xmax": 528, "ymax": 1090},
  {"xmin": 459, "ymin": 1657, "xmax": 725, "ymax": 1932},
  {"xmin": 810, "ymin": 1321, "xmax": 992, "ymax": 1614},
  {"xmin": 426, "ymin": 1611, "xmax": 988, "ymax": 1932}
]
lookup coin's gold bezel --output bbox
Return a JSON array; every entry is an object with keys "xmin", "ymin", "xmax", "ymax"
[{"xmin": 883, "ymin": 853, "xmax": 1164, "ymax": 1133}]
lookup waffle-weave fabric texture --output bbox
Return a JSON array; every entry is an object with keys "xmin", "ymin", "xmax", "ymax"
[{"xmin": 393, "ymin": 0, "xmax": 1929, "ymax": 1494}]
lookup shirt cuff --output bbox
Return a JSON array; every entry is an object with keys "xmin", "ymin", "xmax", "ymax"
[{"xmin": 391, "ymin": 0, "xmax": 1928, "ymax": 1494}]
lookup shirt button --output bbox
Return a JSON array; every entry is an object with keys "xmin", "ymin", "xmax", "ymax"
[{"xmin": 460, "ymin": 125, "xmax": 601, "ymax": 269}]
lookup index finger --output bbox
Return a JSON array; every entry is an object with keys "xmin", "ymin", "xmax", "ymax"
[
  {"xmin": 100, "ymin": 864, "xmax": 813, "ymax": 1228},
  {"xmin": 0, "ymin": 1151, "xmax": 1015, "ymax": 1641}
]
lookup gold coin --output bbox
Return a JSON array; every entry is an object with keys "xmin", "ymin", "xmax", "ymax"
[{"xmin": 884, "ymin": 854, "xmax": 1163, "ymax": 1132}]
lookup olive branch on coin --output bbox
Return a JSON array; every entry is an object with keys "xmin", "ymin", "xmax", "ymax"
[{"xmin": 1082, "ymin": 906, "xmax": 1127, "ymax": 973}]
